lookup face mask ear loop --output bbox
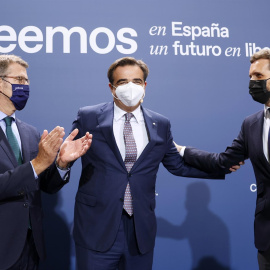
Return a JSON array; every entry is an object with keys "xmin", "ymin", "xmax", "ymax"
[
  {"xmin": 0, "ymin": 90, "xmax": 10, "ymax": 99},
  {"xmin": 111, "ymin": 84, "xmax": 120, "ymax": 100}
]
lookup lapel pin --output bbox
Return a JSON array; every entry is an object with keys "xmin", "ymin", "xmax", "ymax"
[{"xmin": 153, "ymin": 122, "xmax": 156, "ymax": 126}]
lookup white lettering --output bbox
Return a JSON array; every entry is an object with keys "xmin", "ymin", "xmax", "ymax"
[
  {"xmin": 0, "ymin": 25, "xmax": 138, "ymax": 55},
  {"xmin": 250, "ymin": 184, "xmax": 257, "ymax": 192},
  {"xmin": 116, "ymin": 28, "xmax": 137, "ymax": 54},
  {"xmin": 18, "ymin": 26, "xmax": 43, "ymax": 54},
  {"xmin": 89, "ymin": 27, "xmax": 115, "ymax": 54},
  {"xmin": 171, "ymin": 22, "xmax": 183, "ymax": 37},
  {"xmin": 172, "ymin": 22, "xmax": 229, "ymax": 41},
  {"xmin": 0, "ymin": 25, "xmax": 17, "ymax": 53},
  {"xmin": 46, "ymin": 26, "xmax": 87, "ymax": 53},
  {"xmin": 172, "ymin": 41, "xmax": 222, "ymax": 56}
]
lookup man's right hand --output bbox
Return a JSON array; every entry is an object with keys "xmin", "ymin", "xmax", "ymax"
[{"xmin": 31, "ymin": 126, "xmax": 65, "ymax": 175}]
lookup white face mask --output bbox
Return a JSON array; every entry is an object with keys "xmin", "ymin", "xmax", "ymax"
[{"xmin": 112, "ymin": 82, "xmax": 145, "ymax": 107}]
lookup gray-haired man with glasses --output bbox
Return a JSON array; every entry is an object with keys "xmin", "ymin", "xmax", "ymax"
[{"xmin": 0, "ymin": 54, "xmax": 92, "ymax": 270}]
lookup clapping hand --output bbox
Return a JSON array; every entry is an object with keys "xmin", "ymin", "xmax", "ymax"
[{"xmin": 56, "ymin": 128, "xmax": 92, "ymax": 168}]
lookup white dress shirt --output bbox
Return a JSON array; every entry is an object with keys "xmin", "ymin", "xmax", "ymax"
[
  {"xmin": 113, "ymin": 103, "xmax": 149, "ymax": 161},
  {"xmin": 0, "ymin": 111, "xmax": 22, "ymax": 151},
  {"xmin": 263, "ymin": 105, "xmax": 270, "ymax": 162}
]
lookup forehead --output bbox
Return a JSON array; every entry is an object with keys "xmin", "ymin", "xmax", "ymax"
[
  {"xmin": 249, "ymin": 59, "xmax": 270, "ymax": 74},
  {"xmin": 5, "ymin": 62, "xmax": 27, "ymax": 76},
  {"xmin": 113, "ymin": 65, "xmax": 144, "ymax": 81}
]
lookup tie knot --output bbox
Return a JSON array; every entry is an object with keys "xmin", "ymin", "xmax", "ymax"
[
  {"xmin": 4, "ymin": 116, "xmax": 13, "ymax": 126},
  {"xmin": 125, "ymin": 113, "xmax": 134, "ymax": 122},
  {"xmin": 267, "ymin": 108, "xmax": 270, "ymax": 119}
]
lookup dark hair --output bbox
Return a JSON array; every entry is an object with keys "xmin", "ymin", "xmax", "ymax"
[{"xmin": 107, "ymin": 57, "xmax": 149, "ymax": 84}]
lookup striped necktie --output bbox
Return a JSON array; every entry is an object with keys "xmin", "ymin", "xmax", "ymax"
[
  {"xmin": 4, "ymin": 117, "xmax": 23, "ymax": 165},
  {"xmin": 123, "ymin": 113, "xmax": 137, "ymax": 216}
]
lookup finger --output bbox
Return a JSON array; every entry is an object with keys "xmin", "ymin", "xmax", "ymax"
[
  {"xmin": 65, "ymin": 128, "xmax": 79, "ymax": 142},
  {"xmin": 40, "ymin": 130, "xmax": 48, "ymax": 141},
  {"xmin": 78, "ymin": 132, "xmax": 92, "ymax": 146},
  {"xmin": 40, "ymin": 130, "xmax": 64, "ymax": 156},
  {"xmin": 239, "ymin": 161, "xmax": 245, "ymax": 165},
  {"xmin": 229, "ymin": 168, "xmax": 236, "ymax": 172},
  {"xmin": 45, "ymin": 126, "xmax": 65, "ymax": 146},
  {"xmin": 86, "ymin": 132, "xmax": 93, "ymax": 140}
]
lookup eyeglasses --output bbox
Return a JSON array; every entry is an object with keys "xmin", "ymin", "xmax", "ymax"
[{"xmin": 1, "ymin": 76, "xmax": 30, "ymax": 85}]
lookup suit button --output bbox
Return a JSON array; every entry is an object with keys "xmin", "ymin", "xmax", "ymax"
[
  {"xmin": 120, "ymin": 198, "xmax": 124, "ymax": 202},
  {"xmin": 128, "ymin": 173, "xmax": 132, "ymax": 177},
  {"xmin": 23, "ymin": 203, "xmax": 29, "ymax": 208},
  {"xmin": 18, "ymin": 190, "xmax": 25, "ymax": 196}
]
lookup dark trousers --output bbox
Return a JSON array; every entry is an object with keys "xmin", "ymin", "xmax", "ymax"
[
  {"xmin": 76, "ymin": 211, "xmax": 154, "ymax": 270},
  {"xmin": 7, "ymin": 230, "xmax": 39, "ymax": 270},
  {"xmin": 258, "ymin": 249, "xmax": 270, "ymax": 270}
]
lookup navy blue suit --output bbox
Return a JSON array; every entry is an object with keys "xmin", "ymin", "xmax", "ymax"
[
  {"xmin": 183, "ymin": 110, "xmax": 270, "ymax": 252},
  {"xmin": 0, "ymin": 118, "xmax": 69, "ymax": 270},
  {"xmin": 72, "ymin": 102, "xmax": 225, "ymax": 257}
]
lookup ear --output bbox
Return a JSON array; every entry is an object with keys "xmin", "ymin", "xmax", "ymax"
[{"xmin": 109, "ymin": 83, "xmax": 114, "ymax": 93}]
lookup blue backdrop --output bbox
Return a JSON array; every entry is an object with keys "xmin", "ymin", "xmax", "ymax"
[{"xmin": 2, "ymin": 0, "xmax": 269, "ymax": 269}]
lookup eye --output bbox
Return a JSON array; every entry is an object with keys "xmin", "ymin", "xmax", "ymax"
[
  {"xmin": 117, "ymin": 81, "xmax": 128, "ymax": 86},
  {"xmin": 133, "ymin": 79, "xmax": 143, "ymax": 85}
]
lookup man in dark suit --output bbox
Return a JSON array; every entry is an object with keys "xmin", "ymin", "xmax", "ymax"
[
  {"xmin": 174, "ymin": 48, "xmax": 270, "ymax": 270},
  {"xmin": 58, "ymin": 57, "xmax": 229, "ymax": 270},
  {"xmin": 0, "ymin": 54, "xmax": 92, "ymax": 270}
]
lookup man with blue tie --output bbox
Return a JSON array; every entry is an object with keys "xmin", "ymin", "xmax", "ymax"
[
  {"xmin": 174, "ymin": 48, "xmax": 270, "ymax": 270},
  {"xmin": 59, "ymin": 57, "xmax": 229, "ymax": 270},
  {"xmin": 0, "ymin": 54, "xmax": 92, "ymax": 270}
]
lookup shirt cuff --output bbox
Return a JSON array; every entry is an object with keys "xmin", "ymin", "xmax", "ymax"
[
  {"xmin": 30, "ymin": 161, "xmax": 38, "ymax": 179},
  {"xmin": 180, "ymin": 146, "xmax": 186, "ymax": 157},
  {"xmin": 57, "ymin": 168, "xmax": 70, "ymax": 181}
]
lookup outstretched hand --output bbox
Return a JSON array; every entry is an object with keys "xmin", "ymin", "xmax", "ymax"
[
  {"xmin": 229, "ymin": 161, "xmax": 245, "ymax": 172},
  {"xmin": 56, "ymin": 129, "xmax": 92, "ymax": 168}
]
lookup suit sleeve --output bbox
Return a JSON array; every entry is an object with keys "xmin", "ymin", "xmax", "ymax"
[
  {"xmin": 0, "ymin": 162, "xmax": 39, "ymax": 201},
  {"xmin": 184, "ymin": 120, "xmax": 248, "ymax": 173},
  {"xmin": 39, "ymin": 163, "xmax": 70, "ymax": 194},
  {"xmin": 161, "ymin": 120, "xmax": 226, "ymax": 179}
]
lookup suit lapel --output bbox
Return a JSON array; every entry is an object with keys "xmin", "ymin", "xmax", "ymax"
[
  {"xmin": 97, "ymin": 104, "xmax": 158, "ymax": 172},
  {"xmin": 250, "ymin": 111, "xmax": 270, "ymax": 166},
  {"xmin": 131, "ymin": 107, "xmax": 157, "ymax": 172},
  {"xmin": 0, "ymin": 125, "xmax": 18, "ymax": 167},
  {"xmin": 16, "ymin": 118, "xmax": 31, "ymax": 163},
  {"xmin": 97, "ymin": 102, "xmax": 126, "ymax": 170}
]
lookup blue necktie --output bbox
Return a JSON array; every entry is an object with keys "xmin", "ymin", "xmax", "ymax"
[
  {"xmin": 123, "ymin": 113, "xmax": 137, "ymax": 216},
  {"xmin": 4, "ymin": 117, "xmax": 23, "ymax": 165}
]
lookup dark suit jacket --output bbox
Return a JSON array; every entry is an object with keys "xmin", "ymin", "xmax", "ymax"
[
  {"xmin": 72, "ymin": 102, "xmax": 225, "ymax": 255},
  {"xmin": 184, "ymin": 110, "xmax": 270, "ymax": 251},
  {"xmin": 0, "ymin": 118, "xmax": 69, "ymax": 270}
]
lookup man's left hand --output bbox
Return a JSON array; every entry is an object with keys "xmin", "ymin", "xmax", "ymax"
[
  {"xmin": 56, "ymin": 129, "xmax": 92, "ymax": 169},
  {"xmin": 229, "ymin": 161, "xmax": 245, "ymax": 172}
]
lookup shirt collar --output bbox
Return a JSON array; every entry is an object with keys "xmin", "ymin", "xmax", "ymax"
[
  {"xmin": 264, "ymin": 105, "xmax": 270, "ymax": 118},
  {"xmin": 113, "ymin": 103, "xmax": 143, "ymax": 122},
  {"xmin": 0, "ymin": 111, "xmax": 16, "ymax": 121}
]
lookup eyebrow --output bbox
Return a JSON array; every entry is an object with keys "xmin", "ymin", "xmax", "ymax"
[
  {"xmin": 249, "ymin": 72, "xmax": 263, "ymax": 78},
  {"xmin": 115, "ymin": 79, "xmax": 128, "ymax": 84},
  {"xmin": 115, "ymin": 78, "xmax": 143, "ymax": 84}
]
